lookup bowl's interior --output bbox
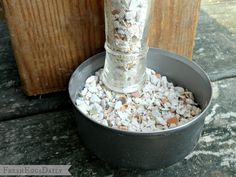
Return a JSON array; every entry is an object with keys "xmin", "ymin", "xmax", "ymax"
[
  {"xmin": 146, "ymin": 49, "xmax": 212, "ymax": 110},
  {"xmin": 69, "ymin": 48, "xmax": 212, "ymax": 130}
]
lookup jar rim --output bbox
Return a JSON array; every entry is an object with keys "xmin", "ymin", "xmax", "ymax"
[{"xmin": 105, "ymin": 42, "xmax": 149, "ymax": 56}]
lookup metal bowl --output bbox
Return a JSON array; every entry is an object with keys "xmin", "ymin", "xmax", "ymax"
[{"xmin": 69, "ymin": 48, "xmax": 212, "ymax": 169}]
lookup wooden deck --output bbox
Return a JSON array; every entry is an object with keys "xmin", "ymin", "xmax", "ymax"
[{"xmin": 0, "ymin": 0, "xmax": 235, "ymax": 176}]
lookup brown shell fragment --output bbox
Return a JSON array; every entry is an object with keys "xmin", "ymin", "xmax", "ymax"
[
  {"xmin": 167, "ymin": 117, "xmax": 178, "ymax": 127},
  {"xmin": 120, "ymin": 103, "xmax": 129, "ymax": 112},
  {"xmin": 155, "ymin": 73, "xmax": 161, "ymax": 79},
  {"xmin": 161, "ymin": 96, "xmax": 169, "ymax": 105},
  {"xmin": 112, "ymin": 9, "xmax": 120, "ymax": 15},
  {"xmin": 119, "ymin": 96, "xmax": 127, "ymax": 105}
]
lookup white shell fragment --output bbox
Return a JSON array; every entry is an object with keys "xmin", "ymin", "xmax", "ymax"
[
  {"xmin": 114, "ymin": 101, "xmax": 123, "ymax": 110},
  {"xmin": 76, "ymin": 68, "xmax": 202, "ymax": 132}
]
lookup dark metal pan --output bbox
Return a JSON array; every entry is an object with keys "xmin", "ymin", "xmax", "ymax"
[{"xmin": 69, "ymin": 48, "xmax": 212, "ymax": 169}]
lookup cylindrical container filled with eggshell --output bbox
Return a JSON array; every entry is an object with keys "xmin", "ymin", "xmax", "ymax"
[
  {"xmin": 69, "ymin": 48, "xmax": 212, "ymax": 169},
  {"xmin": 102, "ymin": 0, "xmax": 154, "ymax": 93}
]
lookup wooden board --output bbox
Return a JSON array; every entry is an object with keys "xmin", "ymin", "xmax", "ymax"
[
  {"xmin": 3, "ymin": 0, "xmax": 105, "ymax": 95},
  {"xmin": 0, "ymin": 0, "xmax": 4, "ymax": 19},
  {"xmin": 0, "ymin": 20, "xmax": 71, "ymax": 121},
  {"xmin": 149, "ymin": 0, "xmax": 201, "ymax": 59},
  {"xmin": 3, "ymin": 0, "xmax": 200, "ymax": 96}
]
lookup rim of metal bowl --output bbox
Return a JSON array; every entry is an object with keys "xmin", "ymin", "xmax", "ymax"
[{"xmin": 69, "ymin": 48, "xmax": 213, "ymax": 136}]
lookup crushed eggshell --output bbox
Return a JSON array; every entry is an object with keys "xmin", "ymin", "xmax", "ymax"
[{"xmin": 76, "ymin": 68, "xmax": 202, "ymax": 132}]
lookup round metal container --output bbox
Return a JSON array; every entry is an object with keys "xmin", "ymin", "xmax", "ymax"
[{"xmin": 69, "ymin": 48, "xmax": 212, "ymax": 169}]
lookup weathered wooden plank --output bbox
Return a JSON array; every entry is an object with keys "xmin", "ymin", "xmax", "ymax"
[
  {"xmin": 2, "ymin": 0, "xmax": 200, "ymax": 96},
  {"xmin": 0, "ymin": 78, "xmax": 235, "ymax": 176},
  {"xmin": 0, "ymin": 88, "xmax": 71, "ymax": 121},
  {"xmin": 0, "ymin": 21, "xmax": 70, "ymax": 121},
  {"xmin": 2, "ymin": 0, "xmax": 105, "ymax": 96},
  {"xmin": 149, "ymin": 0, "xmax": 201, "ymax": 59},
  {"xmin": 193, "ymin": 2, "xmax": 236, "ymax": 81},
  {"xmin": 0, "ymin": 110, "xmax": 113, "ymax": 177}
]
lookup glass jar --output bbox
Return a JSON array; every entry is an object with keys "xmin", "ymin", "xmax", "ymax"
[{"xmin": 102, "ymin": 0, "xmax": 154, "ymax": 93}]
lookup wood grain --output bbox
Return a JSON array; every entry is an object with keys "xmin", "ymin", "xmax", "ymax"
[
  {"xmin": 149, "ymin": 0, "xmax": 201, "ymax": 59},
  {"xmin": 3, "ymin": 0, "xmax": 105, "ymax": 95},
  {"xmin": 3, "ymin": 0, "xmax": 200, "ymax": 95}
]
